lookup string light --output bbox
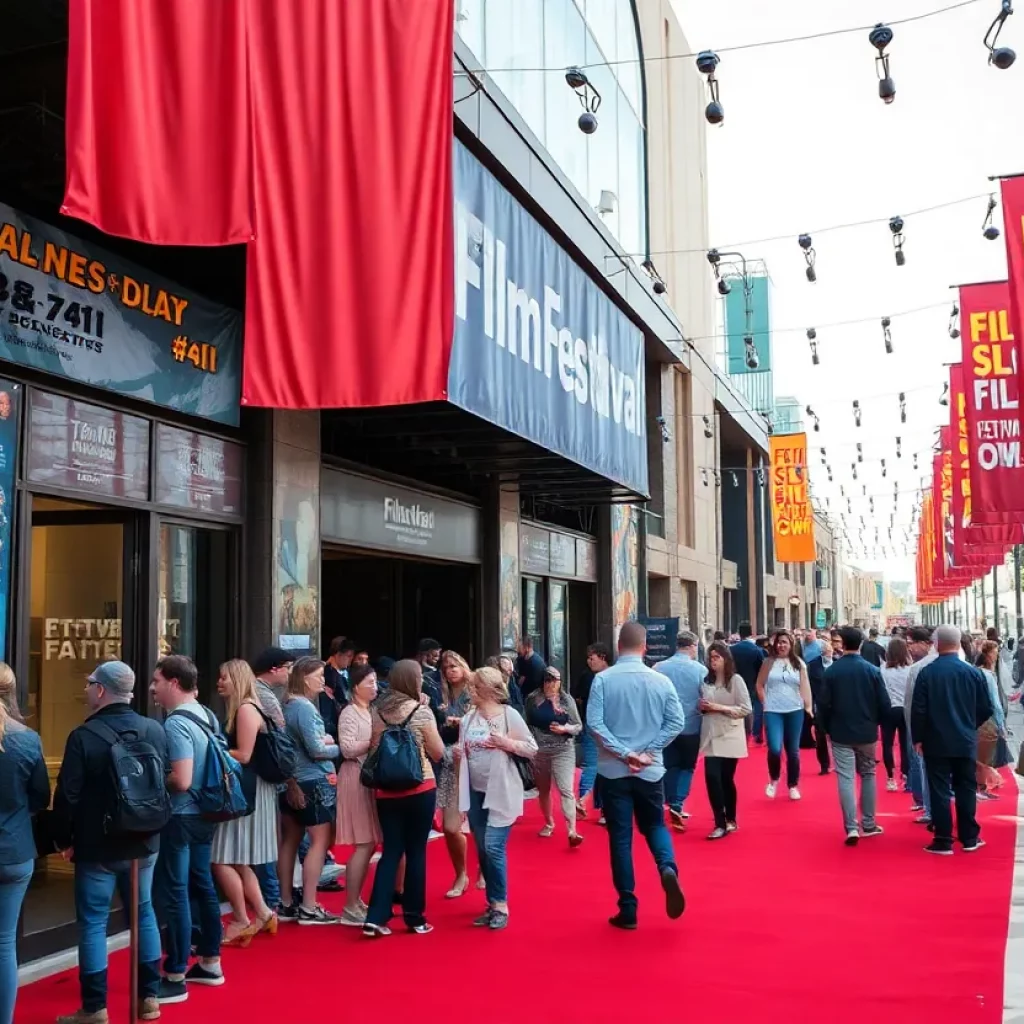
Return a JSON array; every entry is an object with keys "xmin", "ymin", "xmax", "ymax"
[
  {"xmin": 870, "ymin": 24, "xmax": 897, "ymax": 103},
  {"xmin": 564, "ymin": 68, "xmax": 601, "ymax": 134},
  {"xmin": 703, "ymin": 414, "xmax": 714, "ymax": 439},
  {"xmin": 882, "ymin": 316, "xmax": 893, "ymax": 354},
  {"xmin": 807, "ymin": 327, "xmax": 819, "ymax": 364},
  {"xmin": 857, "ymin": 442, "xmax": 864, "ymax": 462},
  {"xmin": 899, "ymin": 391, "xmax": 907, "ymax": 422},
  {"xmin": 896, "ymin": 437, "xmax": 902, "ymax": 458},
  {"xmin": 889, "ymin": 216, "xmax": 906, "ymax": 265},
  {"xmin": 641, "ymin": 260, "xmax": 668, "ymax": 295},
  {"xmin": 981, "ymin": 194, "xmax": 1001, "ymax": 240},
  {"xmin": 697, "ymin": 51, "xmax": 724, "ymax": 124},
  {"xmin": 853, "ymin": 400, "xmax": 862, "ymax": 427},
  {"xmin": 948, "ymin": 303, "xmax": 961, "ymax": 338},
  {"xmin": 806, "ymin": 405, "xmax": 820, "ymax": 431},
  {"xmin": 984, "ymin": 0, "xmax": 1017, "ymax": 67},
  {"xmin": 939, "ymin": 381, "xmax": 950, "ymax": 406},
  {"xmin": 798, "ymin": 234, "xmax": 817, "ymax": 282},
  {"xmin": 881, "ymin": 458, "xmax": 887, "ymax": 478}
]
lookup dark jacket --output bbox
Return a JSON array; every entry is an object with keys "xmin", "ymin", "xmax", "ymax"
[
  {"xmin": 0, "ymin": 721, "xmax": 50, "ymax": 865},
  {"xmin": 805, "ymin": 655, "xmax": 826, "ymax": 700},
  {"xmin": 911, "ymin": 653, "xmax": 994, "ymax": 759},
  {"xmin": 730, "ymin": 639, "xmax": 766, "ymax": 694},
  {"xmin": 818, "ymin": 653, "xmax": 891, "ymax": 745},
  {"xmin": 861, "ymin": 640, "xmax": 886, "ymax": 667},
  {"xmin": 48, "ymin": 703, "xmax": 169, "ymax": 863},
  {"xmin": 516, "ymin": 651, "xmax": 548, "ymax": 700}
]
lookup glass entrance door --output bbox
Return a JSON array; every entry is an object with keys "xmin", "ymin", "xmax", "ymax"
[{"xmin": 20, "ymin": 496, "xmax": 142, "ymax": 961}]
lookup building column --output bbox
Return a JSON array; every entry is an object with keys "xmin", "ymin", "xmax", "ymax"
[
  {"xmin": 481, "ymin": 479, "xmax": 520, "ymax": 656},
  {"xmin": 243, "ymin": 409, "xmax": 321, "ymax": 657}
]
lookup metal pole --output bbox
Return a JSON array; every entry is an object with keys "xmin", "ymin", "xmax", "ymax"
[
  {"xmin": 1015, "ymin": 545, "xmax": 1023, "ymax": 637},
  {"xmin": 129, "ymin": 859, "xmax": 139, "ymax": 1024},
  {"xmin": 993, "ymin": 566, "xmax": 1000, "ymax": 636},
  {"xmin": 980, "ymin": 574, "xmax": 987, "ymax": 631}
]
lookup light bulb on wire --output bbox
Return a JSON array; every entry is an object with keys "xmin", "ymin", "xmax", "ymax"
[
  {"xmin": 798, "ymin": 235, "xmax": 817, "ymax": 282},
  {"xmin": 696, "ymin": 51, "xmax": 725, "ymax": 124},
  {"xmin": 948, "ymin": 303, "xmax": 961, "ymax": 339},
  {"xmin": 870, "ymin": 24, "xmax": 896, "ymax": 104},
  {"xmin": 881, "ymin": 316, "xmax": 893, "ymax": 354},
  {"xmin": 982, "ymin": 194, "xmax": 1002, "ymax": 240},
  {"xmin": 984, "ymin": 0, "xmax": 1016, "ymax": 69}
]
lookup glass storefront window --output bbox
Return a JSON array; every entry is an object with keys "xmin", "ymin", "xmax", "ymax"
[
  {"xmin": 157, "ymin": 523, "xmax": 232, "ymax": 710},
  {"xmin": 548, "ymin": 581, "xmax": 567, "ymax": 674},
  {"xmin": 457, "ymin": 0, "xmax": 647, "ymax": 257}
]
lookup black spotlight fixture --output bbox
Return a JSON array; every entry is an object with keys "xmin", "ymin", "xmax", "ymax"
[
  {"xmin": 881, "ymin": 458, "xmax": 887, "ymax": 478},
  {"xmin": 896, "ymin": 436, "xmax": 902, "ymax": 459},
  {"xmin": 703, "ymin": 414, "xmax": 714, "ymax": 439},
  {"xmin": 939, "ymin": 381, "xmax": 950, "ymax": 406},
  {"xmin": 870, "ymin": 24, "xmax": 896, "ymax": 104},
  {"xmin": 857, "ymin": 442, "xmax": 864, "ymax": 463},
  {"xmin": 853, "ymin": 399, "xmax": 862, "ymax": 427},
  {"xmin": 798, "ymin": 234, "xmax": 817, "ymax": 282},
  {"xmin": 806, "ymin": 405, "xmax": 820, "ymax": 431},
  {"xmin": 889, "ymin": 216, "xmax": 906, "ymax": 266},
  {"xmin": 899, "ymin": 391, "xmax": 907, "ymax": 423},
  {"xmin": 565, "ymin": 66, "xmax": 602, "ymax": 133},
  {"xmin": 641, "ymin": 259, "xmax": 668, "ymax": 295},
  {"xmin": 982, "ymin": 194, "xmax": 1001, "ymax": 240},
  {"xmin": 744, "ymin": 335, "xmax": 759, "ymax": 369},
  {"xmin": 913, "ymin": 452, "xmax": 918, "ymax": 470},
  {"xmin": 881, "ymin": 316, "xmax": 893, "ymax": 354},
  {"xmin": 852, "ymin": 462, "xmax": 858, "ymax": 481},
  {"xmin": 948, "ymin": 302, "xmax": 961, "ymax": 339},
  {"xmin": 697, "ymin": 51, "xmax": 724, "ymax": 125},
  {"xmin": 985, "ymin": 0, "xmax": 1016, "ymax": 68}
]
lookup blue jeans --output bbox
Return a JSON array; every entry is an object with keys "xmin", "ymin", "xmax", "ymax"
[
  {"xmin": 579, "ymin": 729, "xmax": 598, "ymax": 799},
  {"xmin": 254, "ymin": 861, "xmax": 280, "ymax": 907},
  {"xmin": 0, "ymin": 859, "xmax": 33, "ymax": 1024},
  {"xmin": 154, "ymin": 816, "xmax": 221, "ymax": 974},
  {"xmin": 600, "ymin": 774, "xmax": 678, "ymax": 918},
  {"xmin": 908, "ymin": 749, "xmax": 931, "ymax": 816},
  {"xmin": 765, "ymin": 709, "xmax": 804, "ymax": 788},
  {"xmin": 467, "ymin": 789, "xmax": 512, "ymax": 905},
  {"xmin": 75, "ymin": 855, "xmax": 160, "ymax": 1012},
  {"xmin": 664, "ymin": 733, "xmax": 701, "ymax": 813},
  {"xmin": 746, "ymin": 689, "xmax": 764, "ymax": 742}
]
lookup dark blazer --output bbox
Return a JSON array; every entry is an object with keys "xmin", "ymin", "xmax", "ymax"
[
  {"xmin": 818, "ymin": 652, "xmax": 891, "ymax": 745},
  {"xmin": 861, "ymin": 640, "xmax": 886, "ymax": 667},
  {"xmin": 730, "ymin": 639, "xmax": 766, "ymax": 694},
  {"xmin": 911, "ymin": 653, "xmax": 993, "ymax": 759},
  {"xmin": 48, "ymin": 703, "xmax": 169, "ymax": 863}
]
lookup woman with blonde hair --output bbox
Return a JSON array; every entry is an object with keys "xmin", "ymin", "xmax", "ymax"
[
  {"xmin": 457, "ymin": 666, "xmax": 537, "ymax": 929},
  {"xmin": 335, "ymin": 662, "xmax": 382, "ymax": 926},
  {"xmin": 211, "ymin": 659, "xmax": 280, "ymax": 944},
  {"xmin": 0, "ymin": 664, "xmax": 49, "ymax": 1024},
  {"xmin": 277, "ymin": 657, "xmax": 341, "ymax": 925},
  {"xmin": 526, "ymin": 666, "xmax": 583, "ymax": 846},
  {"xmin": 437, "ymin": 650, "xmax": 473, "ymax": 897}
]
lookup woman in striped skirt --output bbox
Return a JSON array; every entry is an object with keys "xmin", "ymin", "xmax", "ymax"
[{"xmin": 212, "ymin": 659, "xmax": 280, "ymax": 945}]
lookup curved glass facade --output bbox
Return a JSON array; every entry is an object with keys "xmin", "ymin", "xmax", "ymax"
[{"xmin": 456, "ymin": 0, "xmax": 648, "ymax": 258}]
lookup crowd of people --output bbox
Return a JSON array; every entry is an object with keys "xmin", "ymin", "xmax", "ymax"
[{"xmin": 0, "ymin": 616, "xmax": 1013, "ymax": 1023}]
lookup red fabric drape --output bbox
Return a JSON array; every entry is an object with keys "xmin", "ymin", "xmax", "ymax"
[
  {"xmin": 63, "ymin": 0, "xmax": 455, "ymax": 409},
  {"xmin": 242, "ymin": 0, "xmax": 454, "ymax": 407},
  {"xmin": 63, "ymin": 0, "xmax": 253, "ymax": 245}
]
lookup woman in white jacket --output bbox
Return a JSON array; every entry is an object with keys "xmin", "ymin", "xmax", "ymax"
[{"xmin": 456, "ymin": 666, "xmax": 537, "ymax": 931}]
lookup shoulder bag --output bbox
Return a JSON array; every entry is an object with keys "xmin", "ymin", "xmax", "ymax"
[{"xmin": 504, "ymin": 708, "xmax": 535, "ymax": 790}]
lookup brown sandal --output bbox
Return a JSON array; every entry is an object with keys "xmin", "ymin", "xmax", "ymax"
[{"xmin": 222, "ymin": 921, "xmax": 258, "ymax": 947}]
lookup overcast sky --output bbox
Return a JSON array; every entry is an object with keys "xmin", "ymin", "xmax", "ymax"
[{"xmin": 671, "ymin": 0, "xmax": 1024, "ymax": 591}]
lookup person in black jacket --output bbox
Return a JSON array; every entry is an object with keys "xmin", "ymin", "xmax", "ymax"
[
  {"xmin": 819, "ymin": 627, "xmax": 890, "ymax": 845},
  {"xmin": 804, "ymin": 652, "xmax": 832, "ymax": 775},
  {"xmin": 911, "ymin": 624, "xmax": 994, "ymax": 855},
  {"xmin": 731, "ymin": 622, "xmax": 766, "ymax": 743},
  {"xmin": 861, "ymin": 628, "xmax": 887, "ymax": 667},
  {"xmin": 47, "ymin": 661, "xmax": 169, "ymax": 1023}
]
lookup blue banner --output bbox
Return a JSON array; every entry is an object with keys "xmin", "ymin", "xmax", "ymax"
[
  {"xmin": 450, "ymin": 142, "xmax": 648, "ymax": 496},
  {"xmin": 0, "ymin": 381, "xmax": 19, "ymax": 659},
  {"xmin": 0, "ymin": 203, "xmax": 241, "ymax": 426}
]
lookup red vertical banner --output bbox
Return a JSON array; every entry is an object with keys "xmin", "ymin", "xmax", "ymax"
[
  {"xmin": 960, "ymin": 281, "xmax": 1024, "ymax": 520},
  {"xmin": 1001, "ymin": 177, "xmax": 1024, "ymax": 397}
]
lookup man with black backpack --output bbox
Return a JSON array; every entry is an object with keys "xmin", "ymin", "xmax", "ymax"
[
  {"xmin": 149, "ymin": 655, "xmax": 228, "ymax": 1003},
  {"xmin": 49, "ymin": 661, "xmax": 170, "ymax": 1024}
]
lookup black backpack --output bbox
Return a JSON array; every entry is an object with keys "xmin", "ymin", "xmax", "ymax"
[
  {"xmin": 83, "ymin": 719, "xmax": 172, "ymax": 838},
  {"xmin": 251, "ymin": 705, "xmax": 298, "ymax": 784},
  {"xmin": 360, "ymin": 705, "xmax": 424, "ymax": 791}
]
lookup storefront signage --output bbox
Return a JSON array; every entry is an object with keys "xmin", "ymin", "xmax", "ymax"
[
  {"xmin": 44, "ymin": 617, "xmax": 122, "ymax": 660},
  {"xmin": 575, "ymin": 537, "xmax": 597, "ymax": 582},
  {"xmin": 321, "ymin": 468, "xmax": 480, "ymax": 563},
  {"xmin": 450, "ymin": 142, "xmax": 648, "ymax": 498},
  {"xmin": 639, "ymin": 616, "xmax": 679, "ymax": 666},
  {"xmin": 0, "ymin": 202, "xmax": 242, "ymax": 425},
  {"xmin": 0, "ymin": 380, "xmax": 19, "ymax": 659},
  {"xmin": 549, "ymin": 532, "xmax": 576, "ymax": 577},
  {"xmin": 155, "ymin": 424, "xmax": 243, "ymax": 516},
  {"xmin": 520, "ymin": 525, "xmax": 550, "ymax": 576},
  {"xmin": 27, "ymin": 391, "xmax": 150, "ymax": 500}
]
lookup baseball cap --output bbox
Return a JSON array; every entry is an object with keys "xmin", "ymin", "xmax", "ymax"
[
  {"xmin": 87, "ymin": 660, "xmax": 135, "ymax": 695},
  {"xmin": 251, "ymin": 646, "xmax": 295, "ymax": 677}
]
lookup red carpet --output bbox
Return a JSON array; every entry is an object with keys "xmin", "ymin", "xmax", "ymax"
[{"xmin": 16, "ymin": 749, "xmax": 1017, "ymax": 1023}]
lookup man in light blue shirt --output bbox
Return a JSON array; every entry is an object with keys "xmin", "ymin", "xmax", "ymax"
[
  {"xmin": 656, "ymin": 631, "xmax": 705, "ymax": 828},
  {"xmin": 588, "ymin": 621, "xmax": 686, "ymax": 929}
]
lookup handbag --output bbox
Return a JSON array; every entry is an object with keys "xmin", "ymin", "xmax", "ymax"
[
  {"xmin": 994, "ymin": 733, "xmax": 1013, "ymax": 770},
  {"xmin": 504, "ymin": 708, "xmax": 536, "ymax": 790}
]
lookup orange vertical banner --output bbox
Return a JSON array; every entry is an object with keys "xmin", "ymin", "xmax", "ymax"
[{"xmin": 769, "ymin": 432, "xmax": 816, "ymax": 562}]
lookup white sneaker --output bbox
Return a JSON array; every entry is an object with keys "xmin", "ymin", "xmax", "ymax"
[
  {"xmin": 765, "ymin": 781, "xmax": 777, "ymax": 799},
  {"xmin": 886, "ymin": 778, "xmax": 898, "ymax": 792},
  {"xmin": 789, "ymin": 787, "xmax": 801, "ymax": 801}
]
